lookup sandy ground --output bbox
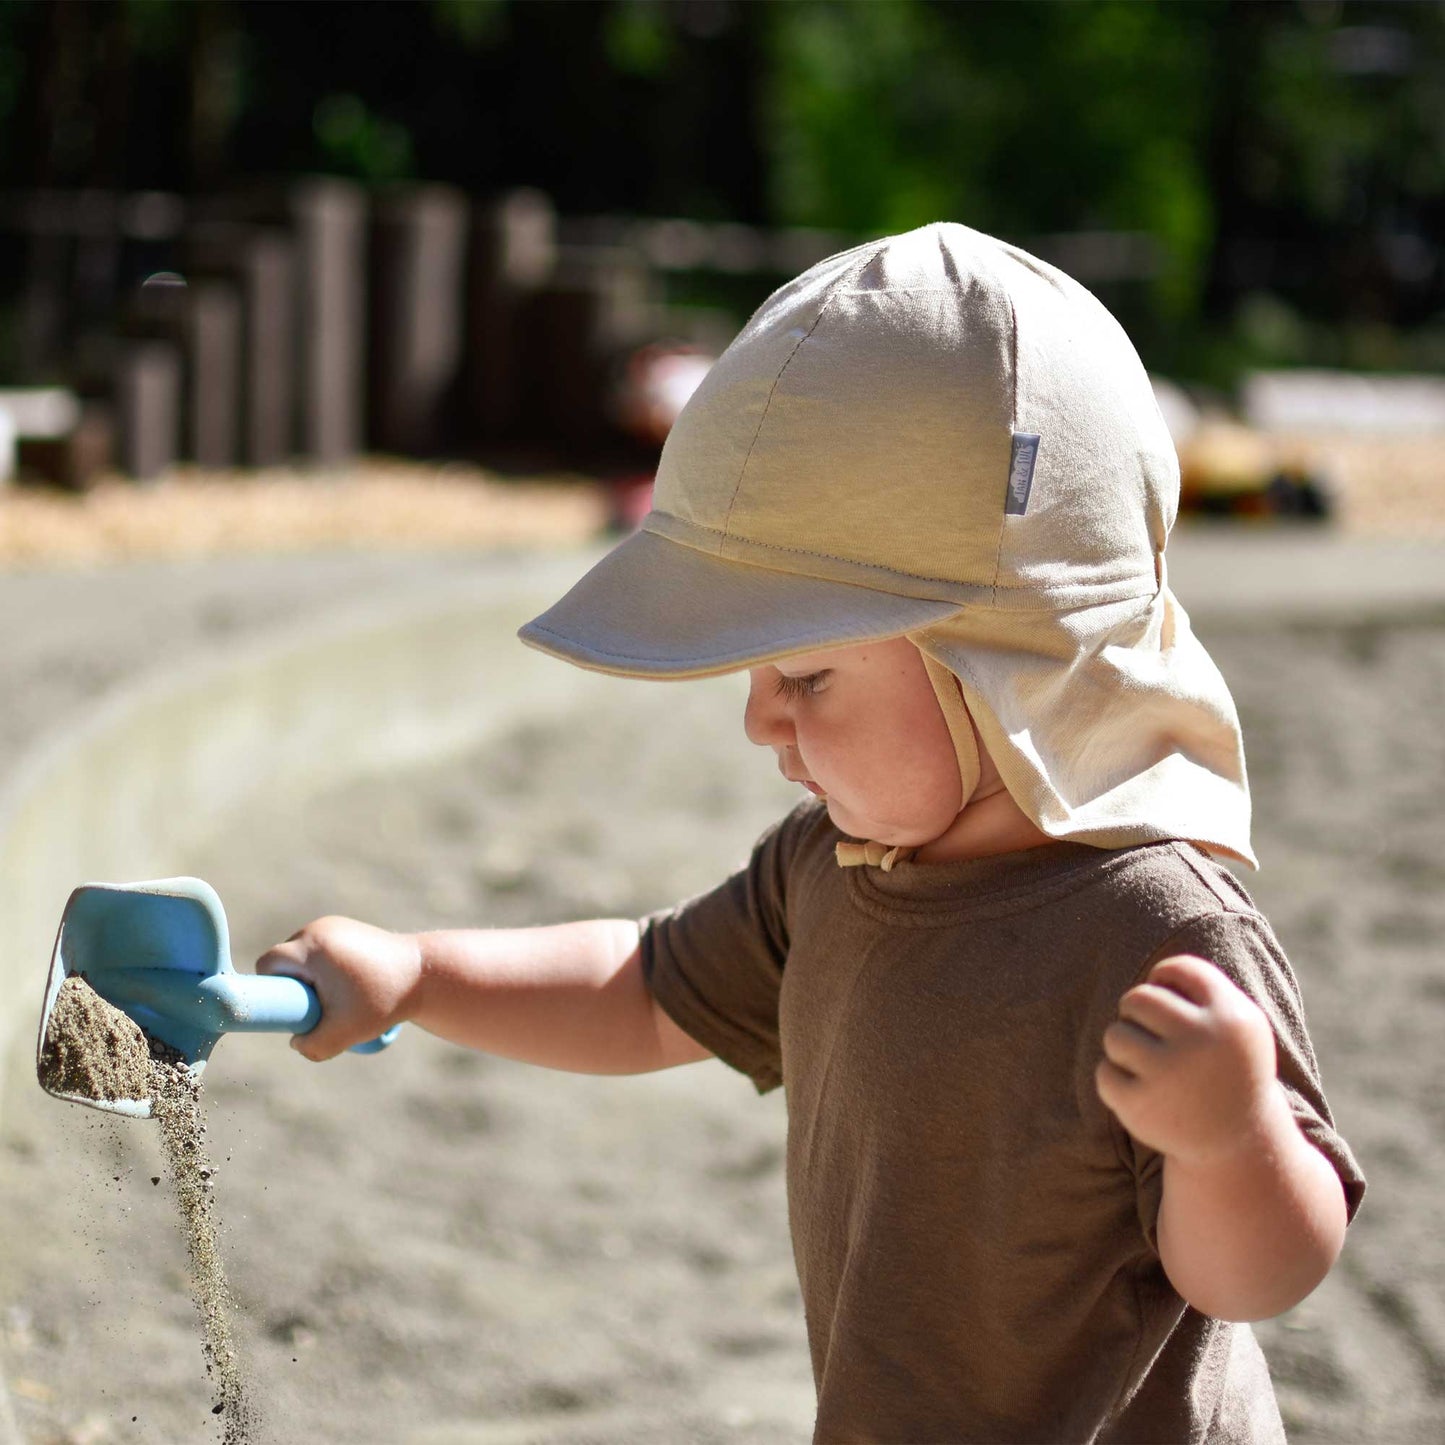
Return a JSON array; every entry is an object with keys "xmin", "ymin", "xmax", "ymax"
[
  {"xmin": 2, "ymin": 668, "xmax": 810, "ymax": 1445},
  {"xmin": 0, "ymin": 465, "xmax": 607, "ymax": 569},
  {"xmin": 0, "ymin": 550, "xmax": 523, "ymax": 767},
  {"xmin": 2, "ymin": 556, "xmax": 1445, "ymax": 1442},
  {"xmin": 0, "ymin": 427, "xmax": 1442, "ymax": 574}
]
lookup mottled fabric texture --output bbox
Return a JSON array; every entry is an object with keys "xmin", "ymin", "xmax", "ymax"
[{"xmin": 641, "ymin": 802, "xmax": 1364, "ymax": 1444}]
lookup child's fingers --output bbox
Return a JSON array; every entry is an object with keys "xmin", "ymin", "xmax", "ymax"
[
  {"xmin": 1094, "ymin": 1056, "xmax": 1138, "ymax": 1113},
  {"xmin": 256, "ymin": 939, "xmax": 341, "ymax": 1059},
  {"xmin": 1145, "ymin": 953, "xmax": 1224, "ymax": 1007},
  {"xmin": 287, "ymin": 1001, "xmax": 357, "ymax": 1062},
  {"xmin": 1117, "ymin": 982, "xmax": 1197, "ymax": 1038},
  {"xmin": 255, "ymin": 938, "xmax": 313, "ymax": 983},
  {"xmin": 1102, "ymin": 1017, "xmax": 1163, "ymax": 1075},
  {"xmin": 291, "ymin": 1030, "xmax": 340, "ymax": 1063}
]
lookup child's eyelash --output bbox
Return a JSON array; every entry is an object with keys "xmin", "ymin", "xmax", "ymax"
[{"xmin": 774, "ymin": 671, "xmax": 830, "ymax": 701}]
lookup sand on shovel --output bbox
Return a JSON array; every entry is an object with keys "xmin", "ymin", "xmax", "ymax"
[{"xmin": 37, "ymin": 974, "xmax": 256, "ymax": 1443}]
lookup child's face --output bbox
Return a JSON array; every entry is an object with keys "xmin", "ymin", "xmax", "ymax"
[{"xmin": 744, "ymin": 637, "xmax": 964, "ymax": 846}]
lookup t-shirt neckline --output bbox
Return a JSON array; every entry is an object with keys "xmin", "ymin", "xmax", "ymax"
[{"xmin": 838, "ymin": 829, "xmax": 1148, "ymax": 920}]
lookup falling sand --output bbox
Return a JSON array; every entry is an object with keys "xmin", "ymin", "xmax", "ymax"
[{"xmin": 37, "ymin": 974, "xmax": 256, "ymax": 1442}]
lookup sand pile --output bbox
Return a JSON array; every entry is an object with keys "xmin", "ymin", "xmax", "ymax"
[
  {"xmin": 37, "ymin": 976, "xmax": 152, "ymax": 1105},
  {"xmin": 37, "ymin": 975, "xmax": 255, "ymax": 1443}
]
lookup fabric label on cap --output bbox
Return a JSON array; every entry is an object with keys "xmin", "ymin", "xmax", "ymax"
[{"xmin": 1005, "ymin": 433, "xmax": 1041, "ymax": 516}]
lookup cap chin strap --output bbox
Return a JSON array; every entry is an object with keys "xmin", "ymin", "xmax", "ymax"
[
  {"xmin": 835, "ymin": 838, "xmax": 914, "ymax": 871},
  {"xmin": 921, "ymin": 653, "xmax": 982, "ymax": 802},
  {"xmin": 835, "ymin": 653, "xmax": 981, "ymax": 871}
]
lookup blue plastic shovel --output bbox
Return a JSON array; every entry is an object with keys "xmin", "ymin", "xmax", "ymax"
[{"xmin": 37, "ymin": 876, "xmax": 399, "ymax": 1118}]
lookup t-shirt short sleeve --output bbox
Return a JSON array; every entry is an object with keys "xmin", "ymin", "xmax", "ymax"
[
  {"xmin": 1122, "ymin": 908, "xmax": 1367, "ymax": 1249},
  {"xmin": 638, "ymin": 808, "xmax": 801, "ymax": 1094}
]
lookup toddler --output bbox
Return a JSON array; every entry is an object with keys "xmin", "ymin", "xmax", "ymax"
[{"xmin": 260, "ymin": 223, "xmax": 1364, "ymax": 1442}]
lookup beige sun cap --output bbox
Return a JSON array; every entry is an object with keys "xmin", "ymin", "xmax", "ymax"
[{"xmin": 519, "ymin": 221, "xmax": 1255, "ymax": 866}]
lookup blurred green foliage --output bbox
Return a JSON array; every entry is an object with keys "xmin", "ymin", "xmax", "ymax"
[
  {"xmin": 764, "ymin": 0, "xmax": 1216, "ymax": 321},
  {"xmin": 313, "ymin": 93, "xmax": 416, "ymax": 184},
  {"xmin": 606, "ymin": 0, "xmax": 677, "ymax": 78},
  {"xmin": 431, "ymin": 0, "xmax": 509, "ymax": 50},
  {"xmin": 0, "ymin": 0, "xmax": 1441, "ymax": 385}
]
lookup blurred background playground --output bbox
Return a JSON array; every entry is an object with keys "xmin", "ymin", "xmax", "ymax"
[
  {"xmin": 1, "ymin": 0, "xmax": 1445, "ymax": 543},
  {"xmin": 1, "ymin": 3, "xmax": 1444, "ymax": 1444}
]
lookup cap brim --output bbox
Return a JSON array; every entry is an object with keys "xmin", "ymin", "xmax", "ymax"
[{"xmin": 518, "ymin": 529, "xmax": 965, "ymax": 679}]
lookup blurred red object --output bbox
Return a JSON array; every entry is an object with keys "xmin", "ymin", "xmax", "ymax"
[
  {"xmin": 615, "ymin": 343, "xmax": 714, "ymax": 448},
  {"xmin": 606, "ymin": 342, "xmax": 714, "ymax": 531},
  {"xmin": 607, "ymin": 472, "xmax": 656, "ymax": 531}
]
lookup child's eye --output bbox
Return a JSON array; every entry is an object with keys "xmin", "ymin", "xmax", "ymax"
[{"xmin": 773, "ymin": 670, "xmax": 831, "ymax": 702}]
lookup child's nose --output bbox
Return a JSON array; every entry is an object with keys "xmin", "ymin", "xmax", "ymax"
[{"xmin": 743, "ymin": 671, "xmax": 792, "ymax": 748}]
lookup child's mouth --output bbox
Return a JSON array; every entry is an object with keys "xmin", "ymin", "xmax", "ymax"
[{"xmin": 778, "ymin": 754, "xmax": 825, "ymax": 798}]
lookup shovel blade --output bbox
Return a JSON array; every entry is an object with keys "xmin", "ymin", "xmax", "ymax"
[
  {"xmin": 36, "ymin": 878, "xmax": 229, "ymax": 1116},
  {"xmin": 37, "ymin": 876, "xmax": 396, "ymax": 1117}
]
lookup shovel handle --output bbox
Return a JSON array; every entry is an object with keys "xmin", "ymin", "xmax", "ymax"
[
  {"xmin": 348, "ymin": 1028, "xmax": 402, "ymax": 1054},
  {"xmin": 90, "ymin": 969, "xmax": 400, "ymax": 1054},
  {"xmin": 253, "ymin": 975, "xmax": 402, "ymax": 1054}
]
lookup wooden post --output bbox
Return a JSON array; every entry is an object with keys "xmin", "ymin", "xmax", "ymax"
[
  {"xmin": 288, "ymin": 178, "xmax": 367, "ymax": 465},
  {"xmin": 185, "ymin": 224, "xmax": 296, "ymax": 467},
  {"xmin": 187, "ymin": 281, "xmax": 243, "ymax": 468},
  {"xmin": 116, "ymin": 341, "xmax": 181, "ymax": 480},
  {"xmin": 368, "ymin": 184, "xmax": 469, "ymax": 456},
  {"xmin": 128, "ymin": 276, "xmax": 243, "ymax": 469},
  {"xmin": 463, "ymin": 189, "xmax": 557, "ymax": 445}
]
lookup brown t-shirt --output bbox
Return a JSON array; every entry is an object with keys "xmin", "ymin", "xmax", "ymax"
[{"xmin": 641, "ymin": 801, "xmax": 1365, "ymax": 1444}]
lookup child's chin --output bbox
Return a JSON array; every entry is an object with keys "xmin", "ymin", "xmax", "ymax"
[{"xmin": 827, "ymin": 801, "xmax": 925, "ymax": 847}]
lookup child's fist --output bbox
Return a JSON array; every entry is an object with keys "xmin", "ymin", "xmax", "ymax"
[
  {"xmin": 1096, "ymin": 954, "xmax": 1280, "ymax": 1167},
  {"xmin": 255, "ymin": 916, "xmax": 422, "ymax": 1062}
]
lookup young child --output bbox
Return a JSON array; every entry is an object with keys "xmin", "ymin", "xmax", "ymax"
[{"xmin": 259, "ymin": 223, "xmax": 1364, "ymax": 1441}]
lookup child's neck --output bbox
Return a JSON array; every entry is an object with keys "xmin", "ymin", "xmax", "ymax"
[{"xmin": 912, "ymin": 782, "xmax": 1053, "ymax": 864}]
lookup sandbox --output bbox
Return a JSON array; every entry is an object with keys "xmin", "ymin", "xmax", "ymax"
[{"xmin": 3, "ymin": 536, "xmax": 1444, "ymax": 1442}]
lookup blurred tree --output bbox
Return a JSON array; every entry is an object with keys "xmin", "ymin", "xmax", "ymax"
[
  {"xmin": 312, "ymin": 93, "xmax": 416, "ymax": 185},
  {"xmin": 765, "ymin": 0, "xmax": 1225, "ymax": 329},
  {"xmin": 0, "ymin": 0, "xmax": 1440, "ymax": 382},
  {"xmin": 1199, "ymin": 0, "xmax": 1445, "ymax": 335}
]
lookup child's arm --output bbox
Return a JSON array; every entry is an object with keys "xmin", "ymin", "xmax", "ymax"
[
  {"xmin": 1095, "ymin": 954, "xmax": 1348, "ymax": 1323},
  {"xmin": 255, "ymin": 915, "xmax": 713, "ymax": 1073}
]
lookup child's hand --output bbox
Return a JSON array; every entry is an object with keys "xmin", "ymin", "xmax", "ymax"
[
  {"xmin": 1096, "ymin": 954, "xmax": 1280, "ymax": 1167},
  {"xmin": 255, "ymin": 916, "xmax": 422, "ymax": 1062}
]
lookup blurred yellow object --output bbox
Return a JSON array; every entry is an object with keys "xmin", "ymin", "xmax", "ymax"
[
  {"xmin": 1177, "ymin": 420, "xmax": 1331, "ymax": 521},
  {"xmin": 1180, "ymin": 421, "xmax": 1274, "ymax": 494}
]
